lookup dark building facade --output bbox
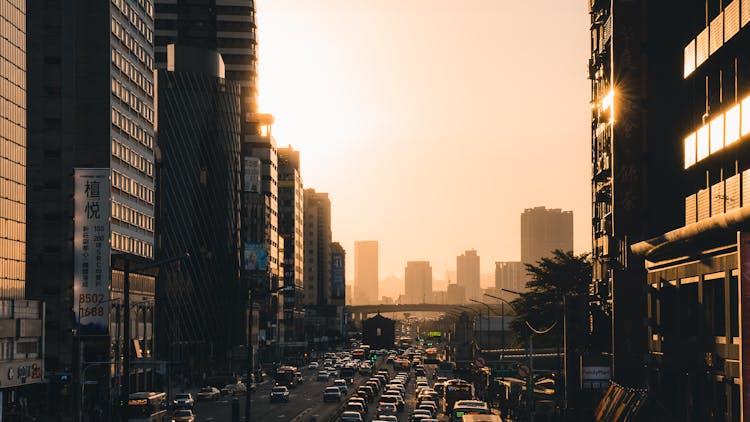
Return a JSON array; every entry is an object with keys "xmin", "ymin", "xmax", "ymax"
[
  {"xmin": 620, "ymin": 0, "xmax": 750, "ymax": 419},
  {"xmin": 155, "ymin": 44, "xmax": 241, "ymax": 375},
  {"xmin": 362, "ymin": 313, "xmax": 395, "ymax": 350},
  {"xmin": 27, "ymin": 0, "xmax": 157, "ymax": 416},
  {"xmin": 588, "ymin": 0, "xmax": 688, "ymax": 393}
]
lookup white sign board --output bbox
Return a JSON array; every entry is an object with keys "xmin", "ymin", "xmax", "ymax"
[
  {"xmin": 582, "ymin": 366, "xmax": 611, "ymax": 381},
  {"xmin": 243, "ymin": 157, "xmax": 261, "ymax": 192},
  {"xmin": 74, "ymin": 168, "xmax": 111, "ymax": 335}
]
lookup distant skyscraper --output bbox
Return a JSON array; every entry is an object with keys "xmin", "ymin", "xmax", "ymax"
[
  {"xmin": 404, "ymin": 261, "xmax": 432, "ymax": 303},
  {"xmin": 495, "ymin": 261, "xmax": 523, "ymax": 292},
  {"xmin": 457, "ymin": 250, "xmax": 481, "ymax": 300},
  {"xmin": 446, "ymin": 283, "xmax": 466, "ymax": 304},
  {"xmin": 303, "ymin": 189, "xmax": 332, "ymax": 305},
  {"xmin": 521, "ymin": 207, "xmax": 573, "ymax": 283},
  {"xmin": 354, "ymin": 241, "xmax": 379, "ymax": 304}
]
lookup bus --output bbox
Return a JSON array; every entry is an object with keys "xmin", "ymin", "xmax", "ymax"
[
  {"xmin": 274, "ymin": 366, "xmax": 299, "ymax": 388},
  {"xmin": 444, "ymin": 381, "xmax": 474, "ymax": 414},
  {"xmin": 127, "ymin": 392, "xmax": 167, "ymax": 422}
]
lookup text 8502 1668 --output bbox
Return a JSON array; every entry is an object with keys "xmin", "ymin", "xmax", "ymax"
[{"xmin": 79, "ymin": 293, "xmax": 107, "ymax": 318}]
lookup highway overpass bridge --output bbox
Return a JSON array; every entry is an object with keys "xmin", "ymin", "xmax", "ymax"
[{"xmin": 346, "ymin": 303, "xmax": 487, "ymax": 322}]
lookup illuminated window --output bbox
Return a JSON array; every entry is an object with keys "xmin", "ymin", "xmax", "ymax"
[
  {"xmin": 742, "ymin": 96, "xmax": 750, "ymax": 137},
  {"xmin": 709, "ymin": 12, "xmax": 724, "ymax": 55},
  {"xmin": 726, "ymin": 104, "xmax": 741, "ymax": 146},
  {"xmin": 697, "ymin": 124, "xmax": 710, "ymax": 161},
  {"xmin": 710, "ymin": 114, "xmax": 724, "ymax": 154},
  {"xmin": 685, "ymin": 133, "xmax": 697, "ymax": 168},
  {"xmin": 696, "ymin": 27, "xmax": 709, "ymax": 67},
  {"xmin": 684, "ymin": 40, "xmax": 696, "ymax": 78}
]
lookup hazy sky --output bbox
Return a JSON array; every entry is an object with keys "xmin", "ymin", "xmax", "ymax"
[{"xmin": 257, "ymin": 1, "xmax": 591, "ymax": 287}]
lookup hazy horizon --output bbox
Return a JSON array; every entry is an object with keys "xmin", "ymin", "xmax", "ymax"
[{"xmin": 257, "ymin": 1, "xmax": 591, "ymax": 280}]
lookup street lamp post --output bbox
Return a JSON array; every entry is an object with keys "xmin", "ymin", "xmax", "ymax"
[
  {"xmin": 115, "ymin": 252, "xmax": 189, "ymax": 422},
  {"xmin": 245, "ymin": 284, "xmax": 292, "ymax": 422},
  {"xmin": 468, "ymin": 299, "xmax": 491, "ymax": 351}
]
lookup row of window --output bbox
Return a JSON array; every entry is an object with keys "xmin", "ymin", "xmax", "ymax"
[
  {"xmin": 0, "ymin": 216, "xmax": 23, "ymax": 242},
  {"xmin": 0, "ymin": 156, "xmax": 24, "ymax": 186},
  {"xmin": 112, "ymin": 138, "xmax": 153, "ymax": 178},
  {"xmin": 0, "ymin": 254, "xmax": 24, "ymax": 282},
  {"xmin": 0, "ymin": 339, "xmax": 38, "ymax": 361},
  {"xmin": 111, "ymin": 106, "xmax": 154, "ymax": 150},
  {"xmin": 112, "ymin": 169, "xmax": 154, "ymax": 205},
  {"xmin": 684, "ymin": 95, "xmax": 750, "ymax": 168},
  {"xmin": 1, "ymin": 71, "xmax": 26, "ymax": 112},
  {"xmin": 112, "ymin": 0, "xmax": 153, "ymax": 41},
  {"xmin": 0, "ymin": 39, "xmax": 24, "ymax": 87},
  {"xmin": 684, "ymin": 0, "xmax": 750, "ymax": 78},
  {"xmin": 111, "ymin": 16, "xmax": 154, "ymax": 73},
  {"xmin": 111, "ymin": 230, "xmax": 153, "ymax": 258},
  {"xmin": 111, "ymin": 77, "xmax": 154, "ymax": 126},
  {"xmin": 0, "ymin": 10, "xmax": 24, "ymax": 56},
  {"xmin": 0, "ymin": 87, "xmax": 25, "ymax": 127},
  {"xmin": 0, "ymin": 178, "xmax": 23, "ymax": 211},
  {"xmin": 0, "ymin": 196, "xmax": 22, "ymax": 224},
  {"xmin": 112, "ymin": 200, "xmax": 154, "ymax": 233},
  {"xmin": 0, "ymin": 119, "xmax": 24, "ymax": 151},
  {"xmin": 111, "ymin": 46, "xmax": 154, "ymax": 99}
]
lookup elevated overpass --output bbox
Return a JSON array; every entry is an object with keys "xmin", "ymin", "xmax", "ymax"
[{"xmin": 346, "ymin": 303, "xmax": 486, "ymax": 322}]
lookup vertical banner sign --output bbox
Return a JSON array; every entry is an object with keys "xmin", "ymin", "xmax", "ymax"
[
  {"xmin": 74, "ymin": 168, "xmax": 111, "ymax": 335},
  {"xmin": 739, "ymin": 232, "xmax": 750, "ymax": 420},
  {"xmin": 332, "ymin": 254, "xmax": 345, "ymax": 299},
  {"xmin": 243, "ymin": 157, "xmax": 261, "ymax": 193}
]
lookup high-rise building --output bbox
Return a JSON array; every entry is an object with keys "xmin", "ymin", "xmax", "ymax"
[
  {"xmin": 587, "ymin": 0, "xmax": 689, "ymax": 405},
  {"xmin": 354, "ymin": 240, "xmax": 379, "ymax": 304},
  {"xmin": 330, "ymin": 242, "xmax": 346, "ymax": 336},
  {"xmin": 404, "ymin": 261, "xmax": 432, "ymax": 303},
  {"xmin": 457, "ymin": 250, "xmax": 480, "ymax": 300},
  {"xmin": 495, "ymin": 261, "xmax": 522, "ymax": 293},
  {"xmin": 27, "ymin": 0, "xmax": 157, "ymax": 410},
  {"xmin": 521, "ymin": 207, "xmax": 573, "ymax": 283},
  {"xmin": 278, "ymin": 146, "xmax": 304, "ymax": 349},
  {"xmin": 303, "ymin": 189, "xmax": 331, "ymax": 306},
  {"xmin": 154, "ymin": 44, "xmax": 242, "ymax": 372},
  {"xmin": 587, "ymin": 0, "xmax": 750, "ymax": 418},
  {"xmin": 0, "ymin": 0, "xmax": 45, "ymax": 408},
  {"xmin": 1, "ymin": 0, "xmax": 25, "ymax": 300},
  {"xmin": 154, "ymin": 0, "xmax": 258, "ymax": 115},
  {"xmin": 446, "ymin": 283, "xmax": 466, "ymax": 304}
]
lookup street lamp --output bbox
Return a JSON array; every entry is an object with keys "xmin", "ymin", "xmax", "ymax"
[
  {"xmin": 483, "ymin": 293, "xmax": 508, "ymax": 361},
  {"xmin": 113, "ymin": 252, "xmax": 189, "ymax": 422},
  {"xmin": 245, "ymin": 284, "xmax": 293, "ymax": 421},
  {"xmin": 468, "ymin": 299, "xmax": 491, "ymax": 351}
]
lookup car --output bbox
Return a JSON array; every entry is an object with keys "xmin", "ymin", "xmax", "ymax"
[
  {"xmin": 221, "ymin": 382, "xmax": 247, "ymax": 396},
  {"xmin": 339, "ymin": 411, "xmax": 364, "ymax": 422},
  {"xmin": 376, "ymin": 402, "xmax": 398, "ymax": 417},
  {"xmin": 379, "ymin": 394, "xmax": 405, "ymax": 412},
  {"xmin": 333, "ymin": 379, "xmax": 349, "ymax": 394},
  {"xmin": 349, "ymin": 396, "xmax": 369, "ymax": 413},
  {"xmin": 417, "ymin": 403, "xmax": 437, "ymax": 418},
  {"xmin": 345, "ymin": 401, "xmax": 366, "ymax": 417},
  {"xmin": 409, "ymin": 409, "xmax": 433, "ymax": 422},
  {"xmin": 308, "ymin": 361, "xmax": 320, "ymax": 370},
  {"xmin": 196, "ymin": 387, "xmax": 220, "ymax": 401},
  {"xmin": 317, "ymin": 371, "xmax": 330, "ymax": 381},
  {"xmin": 172, "ymin": 393, "xmax": 194, "ymax": 408},
  {"xmin": 376, "ymin": 416, "xmax": 398, "ymax": 422},
  {"xmin": 323, "ymin": 386, "xmax": 343, "ymax": 402},
  {"xmin": 171, "ymin": 409, "xmax": 195, "ymax": 422},
  {"xmin": 358, "ymin": 385, "xmax": 375, "ymax": 400},
  {"xmin": 270, "ymin": 386, "xmax": 290, "ymax": 403}
]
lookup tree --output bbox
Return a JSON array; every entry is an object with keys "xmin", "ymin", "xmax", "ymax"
[{"xmin": 509, "ymin": 250, "xmax": 592, "ymax": 347}]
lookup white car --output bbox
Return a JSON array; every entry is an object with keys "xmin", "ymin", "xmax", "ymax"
[
  {"xmin": 172, "ymin": 393, "xmax": 194, "ymax": 408},
  {"xmin": 333, "ymin": 379, "xmax": 349, "ymax": 394},
  {"xmin": 308, "ymin": 362, "xmax": 320, "ymax": 370}
]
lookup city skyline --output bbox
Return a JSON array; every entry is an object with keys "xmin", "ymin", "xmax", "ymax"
[{"xmin": 256, "ymin": 0, "xmax": 591, "ymax": 279}]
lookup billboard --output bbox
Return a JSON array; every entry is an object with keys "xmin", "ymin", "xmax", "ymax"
[
  {"xmin": 243, "ymin": 242, "xmax": 268, "ymax": 271},
  {"xmin": 331, "ymin": 253, "xmax": 345, "ymax": 299},
  {"xmin": 243, "ymin": 157, "xmax": 261, "ymax": 193},
  {"xmin": 73, "ymin": 168, "xmax": 111, "ymax": 335}
]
